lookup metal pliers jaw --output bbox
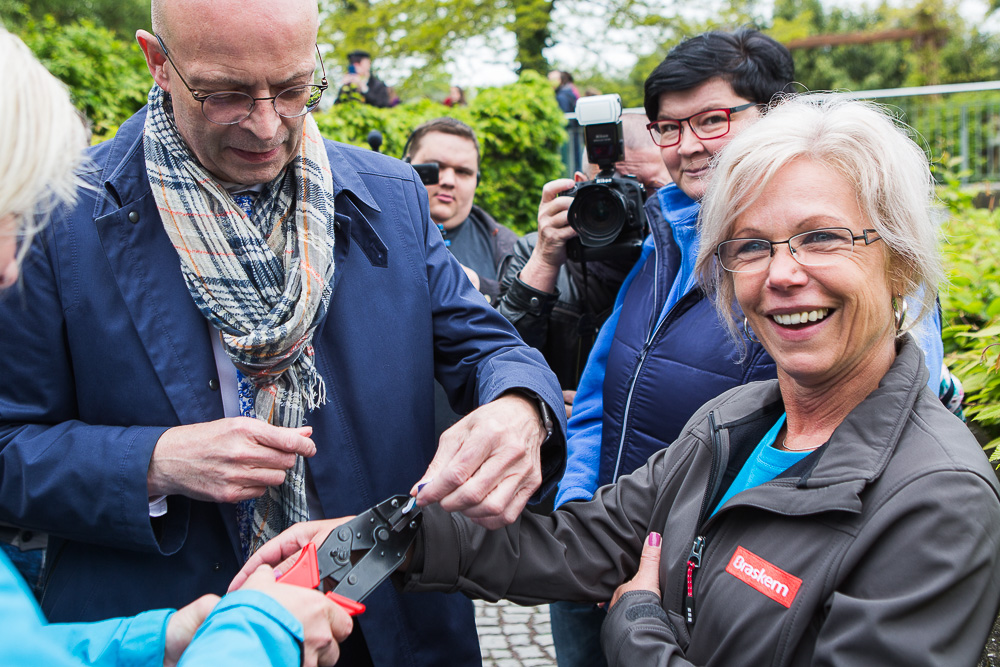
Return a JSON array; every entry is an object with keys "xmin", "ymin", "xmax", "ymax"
[
  {"xmin": 318, "ymin": 494, "xmax": 423, "ymax": 601},
  {"xmin": 278, "ymin": 494, "xmax": 422, "ymax": 614}
]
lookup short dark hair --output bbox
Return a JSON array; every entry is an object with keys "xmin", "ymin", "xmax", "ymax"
[
  {"xmin": 404, "ymin": 117, "xmax": 480, "ymax": 163},
  {"xmin": 643, "ymin": 29, "xmax": 794, "ymax": 121},
  {"xmin": 347, "ymin": 49, "xmax": 371, "ymax": 64}
]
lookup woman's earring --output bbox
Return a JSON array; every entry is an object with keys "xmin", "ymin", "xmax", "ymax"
[
  {"xmin": 893, "ymin": 295, "xmax": 908, "ymax": 334},
  {"xmin": 743, "ymin": 316, "xmax": 760, "ymax": 343}
]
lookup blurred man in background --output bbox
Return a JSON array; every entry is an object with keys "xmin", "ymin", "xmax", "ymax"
[{"xmin": 336, "ymin": 49, "xmax": 391, "ymax": 107}]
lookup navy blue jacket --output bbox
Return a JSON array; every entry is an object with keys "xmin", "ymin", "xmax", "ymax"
[{"xmin": 0, "ymin": 108, "xmax": 565, "ymax": 667}]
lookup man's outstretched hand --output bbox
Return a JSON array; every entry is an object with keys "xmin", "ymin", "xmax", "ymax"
[{"xmin": 411, "ymin": 392, "xmax": 547, "ymax": 529}]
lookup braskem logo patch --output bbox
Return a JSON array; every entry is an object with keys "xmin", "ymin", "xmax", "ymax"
[{"xmin": 725, "ymin": 546, "xmax": 802, "ymax": 608}]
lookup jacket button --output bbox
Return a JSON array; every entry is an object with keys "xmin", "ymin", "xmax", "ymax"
[
  {"xmin": 529, "ymin": 296, "xmax": 540, "ymax": 308},
  {"xmin": 212, "ymin": 562, "xmax": 222, "ymax": 572},
  {"xmin": 128, "ymin": 211, "xmax": 140, "ymax": 224},
  {"xmin": 208, "ymin": 379, "xmax": 219, "ymax": 391}
]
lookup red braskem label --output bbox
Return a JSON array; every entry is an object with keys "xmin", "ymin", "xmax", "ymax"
[{"xmin": 725, "ymin": 546, "xmax": 802, "ymax": 608}]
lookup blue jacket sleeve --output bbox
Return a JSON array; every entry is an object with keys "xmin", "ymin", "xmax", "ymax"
[
  {"xmin": 178, "ymin": 591, "xmax": 304, "ymax": 667},
  {"xmin": 2, "ymin": 549, "xmax": 306, "ymax": 667},
  {"xmin": 410, "ymin": 171, "xmax": 568, "ymax": 491},
  {"xmin": 0, "ymin": 233, "xmax": 176, "ymax": 553},
  {"xmin": 555, "ymin": 241, "xmax": 655, "ymax": 508}
]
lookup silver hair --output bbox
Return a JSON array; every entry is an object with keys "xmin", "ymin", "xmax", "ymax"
[
  {"xmin": 695, "ymin": 94, "xmax": 943, "ymax": 348},
  {"xmin": 0, "ymin": 29, "xmax": 88, "ymax": 267}
]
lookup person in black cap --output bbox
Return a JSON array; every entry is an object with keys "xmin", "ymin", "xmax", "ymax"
[{"xmin": 335, "ymin": 49, "xmax": 392, "ymax": 107}]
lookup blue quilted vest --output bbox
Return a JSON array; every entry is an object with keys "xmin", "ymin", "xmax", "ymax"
[{"xmin": 597, "ymin": 188, "xmax": 776, "ymax": 487}]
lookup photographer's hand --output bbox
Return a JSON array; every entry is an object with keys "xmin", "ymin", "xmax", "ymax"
[{"xmin": 518, "ymin": 178, "xmax": 581, "ymax": 294}]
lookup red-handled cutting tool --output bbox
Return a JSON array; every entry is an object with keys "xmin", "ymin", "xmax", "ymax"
[{"xmin": 276, "ymin": 494, "xmax": 423, "ymax": 616}]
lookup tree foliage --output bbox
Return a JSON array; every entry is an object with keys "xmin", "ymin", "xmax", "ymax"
[
  {"xmin": 15, "ymin": 15, "xmax": 150, "ymax": 140},
  {"xmin": 318, "ymin": 0, "xmax": 683, "ymax": 100},
  {"xmin": 771, "ymin": 0, "xmax": 1000, "ymax": 91},
  {"xmin": 1, "ymin": 0, "xmax": 149, "ymax": 36},
  {"xmin": 318, "ymin": 0, "xmax": 504, "ymax": 94},
  {"xmin": 937, "ymin": 160, "xmax": 1000, "ymax": 454}
]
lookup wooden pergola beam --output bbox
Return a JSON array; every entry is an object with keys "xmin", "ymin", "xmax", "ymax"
[{"xmin": 786, "ymin": 27, "xmax": 947, "ymax": 50}]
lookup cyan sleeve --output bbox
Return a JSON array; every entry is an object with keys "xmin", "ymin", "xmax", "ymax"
[{"xmin": 0, "ymin": 550, "xmax": 171, "ymax": 667}]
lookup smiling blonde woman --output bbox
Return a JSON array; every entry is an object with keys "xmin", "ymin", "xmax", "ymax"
[{"xmin": 243, "ymin": 95, "xmax": 1000, "ymax": 666}]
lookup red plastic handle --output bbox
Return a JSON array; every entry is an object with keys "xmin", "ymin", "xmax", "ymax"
[
  {"xmin": 276, "ymin": 542, "xmax": 321, "ymax": 589},
  {"xmin": 275, "ymin": 542, "xmax": 365, "ymax": 616},
  {"xmin": 325, "ymin": 590, "xmax": 366, "ymax": 616}
]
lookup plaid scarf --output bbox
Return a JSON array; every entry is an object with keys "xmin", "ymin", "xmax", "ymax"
[{"xmin": 142, "ymin": 85, "xmax": 335, "ymax": 555}]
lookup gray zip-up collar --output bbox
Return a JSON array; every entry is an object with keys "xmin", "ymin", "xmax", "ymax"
[{"xmin": 710, "ymin": 335, "xmax": 929, "ymax": 519}]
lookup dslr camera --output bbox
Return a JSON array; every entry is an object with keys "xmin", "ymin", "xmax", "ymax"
[{"xmin": 561, "ymin": 94, "xmax": 647, "ymax": 262}]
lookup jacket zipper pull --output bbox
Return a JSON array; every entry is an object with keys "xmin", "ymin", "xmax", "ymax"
[{"xmin": 685, "ymin": 535, "xmax": 705, "ymax": 625}]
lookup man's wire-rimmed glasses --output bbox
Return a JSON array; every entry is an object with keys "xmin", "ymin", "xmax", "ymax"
[
  {"xmin": 154, "ymin": 34, "xmax": 328, "ymax": 125},
  {"xmin": 715, "ymin": 227, "xmax": 883, "ymax": 273},
  {"xmin": 646, "ymin": 102, "xmax": 757, "ymax": 148}
]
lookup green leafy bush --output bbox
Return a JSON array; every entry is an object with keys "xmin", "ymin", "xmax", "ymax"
[
  {"xmin": 16, "ymin": 16, "xmax": 149, "ymax": 141},
  {"xmin": 313, "ymin": 70, "xmax": 567, "ymax": 234},
  {"xmin": 938, "ymin": 160, "xmax": 1000, "ymax": 455}
]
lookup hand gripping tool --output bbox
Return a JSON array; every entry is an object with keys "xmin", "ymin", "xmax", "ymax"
[{"xmin": 276, "ymin": 493, "xmax": 422, "ymax": 616}]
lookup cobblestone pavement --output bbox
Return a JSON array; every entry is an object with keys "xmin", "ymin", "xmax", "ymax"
[{"xmin": 475, "ymin": 599, "xmax": 557, "ymax": 666}]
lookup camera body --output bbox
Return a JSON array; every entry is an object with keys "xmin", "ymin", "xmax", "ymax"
[
  {"xmin": 562, "ymin": 94, "xmax": 647, "ymax": 262},
  {"xmin": 412, "ymin": 163, "xmax": 439, "ymax": 186}
]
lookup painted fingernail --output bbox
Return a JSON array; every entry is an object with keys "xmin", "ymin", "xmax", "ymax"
[
  {"xmin": 274, "ymin": 569, "xmax": 282, "ymax": 579},
  {"xmin": 647, "ymin": 532, "xmax": 662, "ymax": 548}
]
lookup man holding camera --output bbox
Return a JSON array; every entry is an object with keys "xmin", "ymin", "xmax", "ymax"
[
  {"xmin": 497, "ymin": 111, "xmax": 669, "ymax": 414},
  {"xmin": 403, "ymin": 118, "xmax": 519, "ymax": 437}
]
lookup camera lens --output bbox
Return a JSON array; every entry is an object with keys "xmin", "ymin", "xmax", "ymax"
[{"xmin": 568, "ymin": 184, "xmax": 627, "ymax": 247}]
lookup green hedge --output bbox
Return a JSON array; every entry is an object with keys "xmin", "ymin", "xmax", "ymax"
[
  {"xmin": 313, "ymin": 70, "xmax": 567, "ymax": 234},
  {"xmin": 938, "ymin": 161, "xmax": 1000, "ymax": 457},
  {"xmin": 16, "ymin": 15, "xmax": 150, "ymax": 141}
]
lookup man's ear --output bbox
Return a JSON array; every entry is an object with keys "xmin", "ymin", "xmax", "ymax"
[{"xmin": 136, "ymin": 29, "xmax": 171, "ymax": 91}]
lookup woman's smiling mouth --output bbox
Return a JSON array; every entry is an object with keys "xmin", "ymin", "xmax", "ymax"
[{"xmin": 771, "ymin": 308, "xmax": 831, "ymax": 326}]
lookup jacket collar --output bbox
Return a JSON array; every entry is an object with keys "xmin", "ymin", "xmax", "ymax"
[
  {"xmin": 650, "ymin": 183, "xmax": 701, "ymax": 252},
  {"xmin": 656, "ymin": 183, "xmax": 700, "ymax": 226},
  {"xmin": 711, "ymin": 335, "xmax": 927, "ymax": 517}
]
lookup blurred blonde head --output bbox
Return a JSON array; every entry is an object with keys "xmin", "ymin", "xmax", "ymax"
[
  {"xmin": 0, "ymin": 28, "xmax": 88, "ymax": 272},
  {"xmin": 696, "ymin": 95, "xmax": 943, "ymax": 345}
]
